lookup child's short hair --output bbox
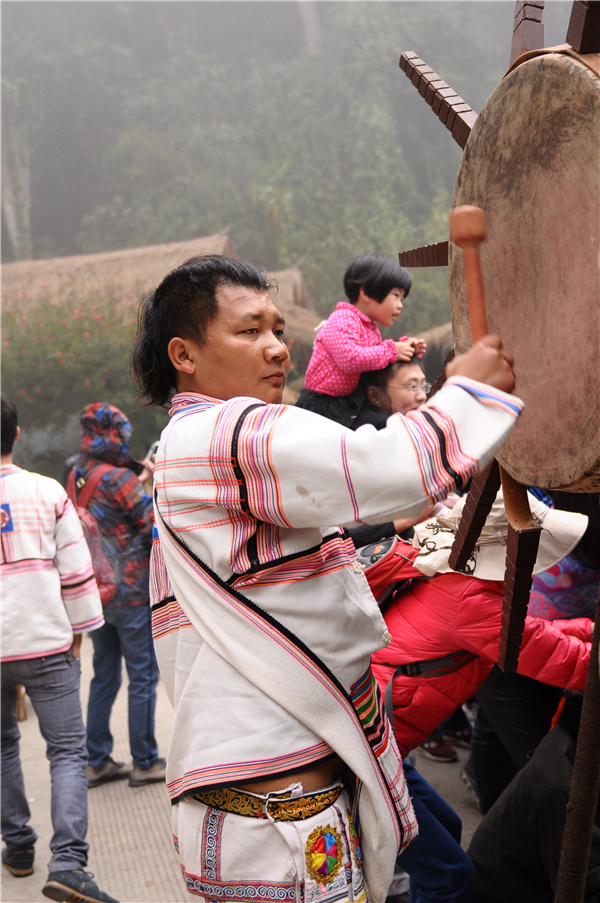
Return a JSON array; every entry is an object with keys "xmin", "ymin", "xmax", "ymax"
[{"xmin": 343, "ymin": 253, "xmax": 412, "ymax": 304}]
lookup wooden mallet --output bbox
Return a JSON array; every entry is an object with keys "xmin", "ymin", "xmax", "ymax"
[{"xmin": 448, "ymin": 205, "xmax": 541, "ymax": 672}]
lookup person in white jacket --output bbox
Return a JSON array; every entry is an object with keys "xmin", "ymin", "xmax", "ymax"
[
  {"xmin": 130, "ymin": 254, "xmax": 521, "ymax": 903},
  {"xmin": 0, "ymin": 394, "xmax": 119, "ymax": 903}
]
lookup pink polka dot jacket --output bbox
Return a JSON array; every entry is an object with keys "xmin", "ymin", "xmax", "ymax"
[{"xmin": 304, "ymin": 302, "xmax": 403, "ymax": 396}]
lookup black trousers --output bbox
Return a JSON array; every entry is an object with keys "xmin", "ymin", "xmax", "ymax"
[{"xmin": 466, "ymin": 667, "xmax": 562, "ymax": 812}]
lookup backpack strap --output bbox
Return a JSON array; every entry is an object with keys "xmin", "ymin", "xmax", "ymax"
[
  {"xmin": 66, "ymin": 469, "xmax": 77, "ymax": 506},
  {"xmin": 67, "ymin": 464, "xmax": 114, "ymax": 509},
  {"xmin": 382, "ymin": 650, "xmax": 478, "ymax": 726}
]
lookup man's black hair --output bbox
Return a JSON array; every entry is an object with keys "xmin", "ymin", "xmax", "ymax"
[
  {"xmin": 359, "ymin": 358, "xmax": 425, "ymax": 394},
  {"xmin": 343, "ymin": 253, "xmax": 412, "ymax": 304},
  {"xmin": 130, "ymin": 255, "xmax": 273, "ymax": 407},
  {"xmin": 1, "ymin": 393, "xmax": 19, "ymax": 456}
]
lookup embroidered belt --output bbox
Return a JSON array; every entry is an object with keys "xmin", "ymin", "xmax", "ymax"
[{"xmin": 193, "ymin": 785, "xmax": 343, "ymax": 821}]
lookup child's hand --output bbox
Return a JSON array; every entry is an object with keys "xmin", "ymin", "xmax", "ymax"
[
  {"xmin": 395, "ymin": 340, "xmax": 415, "ymax": 361},
  {"xmin": 410, "ymin": 337, "xmax": 427, "ymax": 357}
]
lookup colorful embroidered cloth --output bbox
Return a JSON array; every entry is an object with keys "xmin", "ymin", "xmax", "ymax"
[
  {"xmin": 174, "ymin": 786, "xmax": 367, "ymax": 902},
  {"xmin": 529, "ymin": 554, "xmax": 600, "ymax": 621}
]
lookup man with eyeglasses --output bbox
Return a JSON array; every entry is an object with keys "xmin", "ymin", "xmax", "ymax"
[
  {"xmin": 355, "ymin": 359, "xmax": 431, "ymax": 428},
  {"xmin": 390, "ymin": 380, "xmax": 432, "ymax": 393}
]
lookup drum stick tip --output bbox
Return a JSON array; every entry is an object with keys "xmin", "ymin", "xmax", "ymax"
[{"xmin": 450, "ymin": 206, "xmax": 487, "ymax": 247}]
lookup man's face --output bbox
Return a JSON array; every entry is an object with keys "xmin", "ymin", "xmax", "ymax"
[
  {"xmin": 385, "ymin": 363, "xmax": 428, "ymax": 415},
  {"xmin": 173, "ymin": 283, "xmax": 291, "ymax": 404}
]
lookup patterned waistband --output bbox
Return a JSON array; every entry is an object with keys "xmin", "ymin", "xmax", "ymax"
[{"xmin": 193, "ymin": 784, "xmax": 343, "ymax": 821}]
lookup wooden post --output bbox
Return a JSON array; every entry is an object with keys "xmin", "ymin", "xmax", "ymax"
[
  {"xmin": 448, "ymin": 459, "xmax": 501, "ymax": 573},
  {"xmin": 566, "ymin": 0, "xmax": 600, "ymax": 53},
  {"xmin": 554, "ymin": 586, "xmax": 600, "ymax": 902},
  {"xmin": 510, "ymin": 1, "xmax": 545, "ymax": 68}
]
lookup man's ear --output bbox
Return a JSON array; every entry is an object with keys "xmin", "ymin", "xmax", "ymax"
[
  {"xmin": 167, "ymin": 337, "xmax": 197, "ymax": 375},
  {"xmin": 366, "ymin": 386, "xmax": 383, "ymax": 408}
]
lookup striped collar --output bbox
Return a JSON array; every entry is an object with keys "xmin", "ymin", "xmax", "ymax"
[
  {"xmin": 169, "ymin": 392, "xmax": 222, "ymax": 417},
  {"xmin": 0, "ymin": 464, "xmax": 20, "ymax": 478}
]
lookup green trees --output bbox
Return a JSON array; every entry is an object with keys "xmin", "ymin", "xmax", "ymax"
[
  {"xmin": 2, "ymin": 3, "xmax": 513, "ymax": 306},
  {"xmin": 1, "ymin": 3, "xmax": 135, "ymax": 260},
  {"xmin": 4, "ymin": 1, "xmax": 543, "ymax": 477}
]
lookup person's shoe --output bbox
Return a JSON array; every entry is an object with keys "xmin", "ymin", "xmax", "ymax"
[
  {"xmin": 418, "ymin": 738, "xmax": 458, "ymax": 762},
  {"xmin": 1, "ymin": 844, "xmax": 35, "ymax": 877},
  {"xmin": 461, "ymin": 763, "xmax": 480, "ymax": 802},
  {"xmin": 442, "ymin": 727, "xmax": 473, "ymax": 749},
  {"xmin": 87, "ymin": 757, "xmax": 131, "ymax": 788},
  {"xmin": 128, "ymin": 757, "xmax": 166, "ymax": 787},
  {"xmin": 42, "ymin": 869, "xmax": 119, "ymax": 902}
]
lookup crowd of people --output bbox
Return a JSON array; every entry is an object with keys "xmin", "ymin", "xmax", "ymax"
[
  {"xmin": 1, "ymin": 397, "xmax": 164, "ymax": 903},
  {"xmin": 2, "ymin": 251, "xmax": 599, "ymax": 903}
]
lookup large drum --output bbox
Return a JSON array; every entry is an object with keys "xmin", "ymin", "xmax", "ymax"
[{"xmin": 449, "ymin": 50, "xmax": 600, "ymax": 491}]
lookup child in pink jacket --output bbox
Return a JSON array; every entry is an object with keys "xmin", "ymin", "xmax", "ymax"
[{"xmin": 296, "ymin": 253, "xmax": 425, "ymax": 427}]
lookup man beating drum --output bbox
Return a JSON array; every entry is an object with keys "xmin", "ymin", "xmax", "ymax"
[{"xmin": 130, "ymin": 253, "xmax": 521, "ymax": 901}]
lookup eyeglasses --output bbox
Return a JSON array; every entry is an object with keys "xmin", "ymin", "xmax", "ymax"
[{"xmin": 387, "ymin": 383, "xmax": 431, "ymax": 394}]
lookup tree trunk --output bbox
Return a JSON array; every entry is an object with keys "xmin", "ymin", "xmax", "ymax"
[
  {"xmin": 2, "ymin": 127, "xmax": 32, "ymax": 260},
  {"xmin": 298, "ymin": 1, "xmax": 322, "ymax": 55}
]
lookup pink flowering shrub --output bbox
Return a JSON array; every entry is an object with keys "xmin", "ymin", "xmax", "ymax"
[{"xmin": 2, "ymin": 283, "xmax": 168, "ymax": 480}]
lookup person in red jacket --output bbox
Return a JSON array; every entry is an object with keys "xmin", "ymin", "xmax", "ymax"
[{"xmin": 370, "ymin": 490, "xmax": 591, "ymax": 759}]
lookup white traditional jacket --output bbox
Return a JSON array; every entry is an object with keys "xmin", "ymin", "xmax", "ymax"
[
  {"xmin": 1, "ymin": 465, "xmax": 103, "ymax": 661},
  {"xmin": 150, "ymin": 376, "xmax": 523, "ymax": 902}
]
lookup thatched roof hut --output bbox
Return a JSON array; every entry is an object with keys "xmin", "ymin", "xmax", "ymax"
[
  {"xmin": 1, "ymin": 235, "xmax": 322, "ymax": 384},
  {"xmin": 2, "ymin": 236, "xmax": 453, "ymax": 400},
  {"xmin": 2, "ymin": 235, "xmax": 236, "ymax": 309}
]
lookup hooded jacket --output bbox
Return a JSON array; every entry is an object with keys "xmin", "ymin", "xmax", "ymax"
[{"xmin": 73, "ymin": 403, "xmax": 153, "ymax": 608}]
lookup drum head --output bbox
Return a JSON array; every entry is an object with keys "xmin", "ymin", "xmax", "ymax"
[{"xmin": 449, "ymin": 53, "xmax": 600, "ymax": 491}]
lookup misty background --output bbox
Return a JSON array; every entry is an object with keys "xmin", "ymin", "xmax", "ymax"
[{"xmin": 2, "ymin": 1, "xmax": 573, "ymax": 476}]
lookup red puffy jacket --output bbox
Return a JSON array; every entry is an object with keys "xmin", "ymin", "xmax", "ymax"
[{"xmin": 371, "ymin": 568, "xmax": 592, "ymax": 758}]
